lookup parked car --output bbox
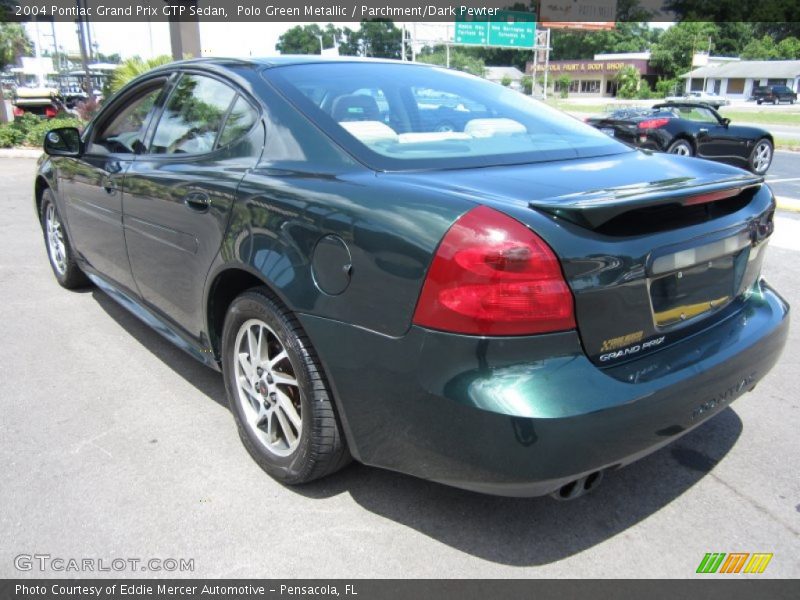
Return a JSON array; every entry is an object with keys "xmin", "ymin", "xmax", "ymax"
[
  {"xmin": 751, "ymin": 85, "xmax": 797, "ymax": 105},
  {"xmin": 665, "ymin": 91, "xmax": 729, "ymax": 109},
  {"xmin": 36, "ymin": 58, "xmax": 788, "ymax": 498},
  {"xmin": 586, "ymin": 101, "xmax": 774, "ymax": 174}
]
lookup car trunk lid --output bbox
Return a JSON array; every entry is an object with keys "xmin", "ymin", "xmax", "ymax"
[{"xmin": 387, "ymin": 151, "xmax": 774, "ymax": 366}]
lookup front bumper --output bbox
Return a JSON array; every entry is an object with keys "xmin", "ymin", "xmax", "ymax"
[{"xmin": 299, "ymin": 280, "xmax": 789, "ymax": 496}]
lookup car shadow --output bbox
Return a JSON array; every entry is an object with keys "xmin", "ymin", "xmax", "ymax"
[
  {"xmin": 91, "ymin": 287, "xmax": 743, "ymax": 567},
  {"xmin": 91, "ymin": 289, "xmax": 228, "ymax": 409}
]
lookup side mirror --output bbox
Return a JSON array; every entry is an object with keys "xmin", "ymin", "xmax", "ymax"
[
  {"xmin": 43, "ymin": 127, "xmax": 83, "ymax": 157},
  {"xmin": 721, "ymin": 118, "xmax": 731, "ymax": 127}
]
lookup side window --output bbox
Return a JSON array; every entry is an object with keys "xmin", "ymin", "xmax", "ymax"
[
  {"xmin": 150, "ymin": 74, "xmax": 236, "ymax": 155},
  {"xmin": 89, "ymin": 85, "xmax": 163, "ymax": 154},
  {"xmin": 217, "ymin": 96, "xmax": 258, "ymax": 148}
]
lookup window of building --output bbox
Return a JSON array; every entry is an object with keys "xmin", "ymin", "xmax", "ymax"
[{"xmin": 580, "ymin": 80, "xmax": 601, "ymax": 94}]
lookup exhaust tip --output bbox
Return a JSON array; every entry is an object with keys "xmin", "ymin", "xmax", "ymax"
[{"xmin": 551, "ymin": 470, "xmax": 605, "ymax": 501}]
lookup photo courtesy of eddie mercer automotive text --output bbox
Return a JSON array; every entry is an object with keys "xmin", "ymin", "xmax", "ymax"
[{"xmin": 35, "ymin": 56, "xmax": 789, "ymax": 500}]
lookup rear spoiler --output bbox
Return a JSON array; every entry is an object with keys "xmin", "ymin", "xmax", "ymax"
[{"xmin": 528, "ymin": 173, "xmax": 763, "ymax": 229}]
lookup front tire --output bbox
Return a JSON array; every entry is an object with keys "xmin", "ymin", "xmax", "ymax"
[
  {"xmin": 749, "ymin": 138, "xmax": 773, "ymax": 175},
  {"xmin": 667, "ymin": 139, "xmax": 694, "ymax": 156},
  {"xmin": 221, "ymin": 288, "xmax": 350, "ymax": 484},
  {"xmin": 40, "ymin": 189, "xmax": 90, "ymax": 289}
]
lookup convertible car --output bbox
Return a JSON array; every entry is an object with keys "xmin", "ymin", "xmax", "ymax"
[
  {"xmin": 586, "ymin": 101, "xmax": 774, "ymax": 174},
  {"xmin": 36, "ymin": 58, "xmax": 788, "ymax": 498}
]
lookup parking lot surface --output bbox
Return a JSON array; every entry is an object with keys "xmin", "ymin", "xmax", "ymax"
[{"xmin": 1, "ymin": 157, "xmax": 798, "ymax": 578}]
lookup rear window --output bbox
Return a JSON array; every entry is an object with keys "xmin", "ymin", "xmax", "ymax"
[{"xmin": 264, "ymin": 62, "xmax": 630, "ymax": 171}]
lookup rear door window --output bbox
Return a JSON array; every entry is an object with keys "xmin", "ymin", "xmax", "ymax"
[
  {"xmin": 217, "ymin": 96, "xmax": 259, "ymax": 148},
  {"xmin": 150, "ymin": 74, "xmax": 237, "ymax": 155}
]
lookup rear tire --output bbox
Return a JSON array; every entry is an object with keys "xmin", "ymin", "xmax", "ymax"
[
  {"xmin": 667, "ymin": 139, "xmax": 694, "ymax": 156},
  {"xmin": 221, "ymin": 288, "xmax": 351, "ymax": 485},
  {"xmin": 40, "ymin": 189, "xmax": 90, "ymax": 289},
  {"xmin": 748, "ymin": 138, "xmax": 773, "ymax": 175}
]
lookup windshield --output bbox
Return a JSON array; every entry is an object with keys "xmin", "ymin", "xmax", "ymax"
[{"xmin": 264, "ymin": 62, "xmax": 631, "ymax": 171}]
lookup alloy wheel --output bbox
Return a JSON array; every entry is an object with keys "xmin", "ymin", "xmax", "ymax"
[
  {"xmin": 669, "ymin": 142, "xmax": 692, "ymax": 156},
  {"xmin": 752, "ymin": 140, "xmax": 772, "ymax": 174},
  {"xmin": 45, "ymin": 203, "xmax": 67, "ymax": 275},
  {"xmin": 233, "ymin": 318, "xmax": 302, "ymax": 457}
]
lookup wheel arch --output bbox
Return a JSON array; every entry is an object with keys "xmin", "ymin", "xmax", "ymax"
[
  {"xmin": 204, "ymin": 264, "xmax": 290, "ymax": 362},
  {"xmin": 34, "ymin": 174, "xmax": 51, "ymax": 217}
]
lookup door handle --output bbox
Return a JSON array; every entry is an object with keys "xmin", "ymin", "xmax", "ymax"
[
  {"xmin": 698, "ymin": 128, "xmax": 708, "ymax": 134},
  {"xmin": 183, "ymin": 191, "xmax": 211, "ymax": 212}
]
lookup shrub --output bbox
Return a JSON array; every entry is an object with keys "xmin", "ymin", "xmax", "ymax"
[
  {"xmin": 0, "ymin": 124, "xmax": 25, "ymax": 148},
  {"xmin": 521, "ymin": 75, "xmax": 533, "ymax": 95},
  {"xmin": 22, "ymin": 116, "xmax": 83, "ymax": 147},
  {"xmin": 501, "ymin": 75, "xmax": 512, "ymax": 87},
  {"xmin": 556, "ymin": 75, "xmax": 572, "ymax": 98}
]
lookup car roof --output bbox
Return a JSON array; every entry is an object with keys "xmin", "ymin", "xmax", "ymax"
[{"xmin": 153, "ymin": 56, "xmax": 427, "ymax": 70}]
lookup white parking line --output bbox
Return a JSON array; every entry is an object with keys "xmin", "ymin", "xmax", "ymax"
[
  {"xmin": 766, "ymin": 177, "xmax": 800, "ymax": 183},
  {"xmin": 772, "ymin": 215, "xmax": 800, "ymax": 251}
]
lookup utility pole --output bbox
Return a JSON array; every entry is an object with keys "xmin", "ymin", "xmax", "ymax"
[
  {"xmin": 75, "ymin": 0, "xmax": 92, "ymax": 96},
  {"xmin": 166, "ymin": 0, "xmax": 202, "ymax": 60}
]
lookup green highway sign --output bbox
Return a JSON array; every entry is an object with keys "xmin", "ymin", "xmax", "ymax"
[{"xmin": 454, "ymin": 10, "xmax": 536, "ymax": 49}]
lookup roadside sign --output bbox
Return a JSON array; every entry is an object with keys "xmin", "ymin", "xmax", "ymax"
[{"xmin": 454, "ymin": 10, "xmax": 536, "ymax": 49}]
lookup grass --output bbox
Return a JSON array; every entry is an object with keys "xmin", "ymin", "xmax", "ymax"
[
  {"xmin": 715, "ymin": 110, "xmax": 800, "ymax": 125},
  {"xmin": 549, "ymin": 99, "xmax": 800, "ymax": 126},
  {"xmin": 775, "ymin": 138, "xmax": 800, "ymax": 151}
]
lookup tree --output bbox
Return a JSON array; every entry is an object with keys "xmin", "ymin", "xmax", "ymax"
[
  {"xmin": 649, "ymin": 21, "xmax": 718, "ymax": 80},
  {"xmin": 615, "ymin": 65, "xmax": 641, "ymax": 98},
  {"xmin": 741, "ymin": 35, "xmax": 800, "ymax": 59},
  {"xmin": 109, "ymin": 56, "xmax": 173, "ymax": 94},
  {"xmin": 358, "ymin": 20, "xmax": 402, "ymax": 59},
  {"xmin": 0, "ymin": 23, "xmax": 32, "ymax": 71},
  {"xmin": 417, "ymin": 46, "xmax": 485, "ymax": 76},
  {"xmin": 276, "ymin": 24, "xmax": 343, "ymax": 55}
]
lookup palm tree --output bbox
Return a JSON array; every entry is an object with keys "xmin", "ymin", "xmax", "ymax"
[
  {"xmin": 109, "ymin": 55, "xmax": 173, "ymax": 94},
  {"xmin": 0, "ymin": 23, "xmax": 32, "ymax": 71}
]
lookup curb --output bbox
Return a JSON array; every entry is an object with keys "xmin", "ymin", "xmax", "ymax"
[
  {"xmin": 776, "ymin": 196, "xmax": 800, "ymax": 212},
  {"xmin": 0, "ymin": 148, "xmax": 41, "ymax": 158}
]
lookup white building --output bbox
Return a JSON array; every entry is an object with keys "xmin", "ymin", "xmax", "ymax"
[
  {"xmin": 484, "ymin": 66, "xmax": 525, "ymax": 90},
  {"xmin": 681, "ymin": 60, "xmax": 800, "ymax": 100}
]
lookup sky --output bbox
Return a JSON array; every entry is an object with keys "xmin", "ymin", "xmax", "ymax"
[
  {"xmin": 26, "ymin": 21, "xmax": 673, "ymax": 62},
  {"xmin": 24, "ymin": 21, "xmax": 361, "ymax": 60}
]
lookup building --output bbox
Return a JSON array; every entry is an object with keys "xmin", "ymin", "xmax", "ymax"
[
  {"xmin": 484, "ymin": 66, "xmax": 525, "ymax": 90},
  {"xmin": 681, "ymin": 60, "xmax": 800, "ymax": 99},
  {"xmin": 527, "ymin": 52, "xmax": 659, "ymax": 97}
]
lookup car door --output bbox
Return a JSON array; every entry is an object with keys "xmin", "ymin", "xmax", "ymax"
[
  {"xmin": 122, "ymin": 71, "xmax": 263, "ymax": 338},
  {"xmin": 687, "ymin": 106, "xmax": 744, "ymax": 164},
  {"xmin": 58, "ymin": 78, "xmax": 168, "ymax": 293}
]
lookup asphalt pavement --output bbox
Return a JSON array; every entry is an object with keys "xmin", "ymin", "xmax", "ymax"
[{"xmin": 0, "ymin": 157, "xmax": 798, "ymax": 578}]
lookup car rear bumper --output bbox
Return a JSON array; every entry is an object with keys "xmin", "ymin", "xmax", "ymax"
[{"xmin": 299, "ymin": 280, "xmax": 789, "ymax": 497}]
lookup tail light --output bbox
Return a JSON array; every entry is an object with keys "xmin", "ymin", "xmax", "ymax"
[
  {"xmin": 13, "ymin": 106, "xmax": 24, "ymax": 118},
  {"xmin": 412, "ymin": 205, "xmax": 576, "ymax": 336},
  {"xmin": 44, "ymin": 105, "xmax": 58, "ymax": 118},
  {"xmin": 637, "ymin": 118, "xmax": 670, "ymax": 130}
]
